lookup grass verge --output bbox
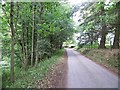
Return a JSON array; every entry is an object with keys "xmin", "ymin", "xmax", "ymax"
[
  {"xmin": 3, "ymin": 49, "xmax": 64, "ymax": 88},
  {"xmin": 78, "ymin": 48, "xmax": 119, "ymax": 75}
]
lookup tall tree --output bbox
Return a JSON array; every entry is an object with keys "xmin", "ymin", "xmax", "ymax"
[
  {"xmin": 35, "ymin": 3, "xmax": 43, "ymax": 66},
  {"xmin": 112, "ymin": 1, "xmax": 120, "ymax": 49},
  {"xmin": 21, "ymin": 20, "xmax": 26, "ymax": 68},
  {"xmin": 31, "ymin": 2, "xmax": 35, "ymax": 66},
  {"xmin": 10, "ymin": 1, "xmax": 15, "ymax": 82},
  {"xmin": 2, "ymin": 2, "xmax": 75, "ymax": 86},
  {"xmin": 99, "ymin": 2, "xmax": 107, "ymax": 49}
]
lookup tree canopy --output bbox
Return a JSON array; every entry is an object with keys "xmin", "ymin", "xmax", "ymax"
[
  {"xmin": 74, "ymin": 1, "xmax": 120, "ymax": 49},
  {"xmin": 1, "ymin": 1, "xmax": 75, "ymax": 85}
]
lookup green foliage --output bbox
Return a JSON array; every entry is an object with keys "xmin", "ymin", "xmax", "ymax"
[
  {"xmin": 1, "ymin": 1, "xmax": 74, "ymax": 87},
  {"xmin": 76, "ymin": 2, "xmax": 119, "ymax": 49},
  {"xmin": 2, "ymin": 49, "xmax": 64, "ymax": 88}
]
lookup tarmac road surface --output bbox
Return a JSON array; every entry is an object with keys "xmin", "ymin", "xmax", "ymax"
[{"xmin": 65, "ymin": 48, "xmax": 119, "ymax": 88}]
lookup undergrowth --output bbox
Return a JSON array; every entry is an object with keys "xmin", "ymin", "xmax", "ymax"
[
  {"xmin": 79, "ymin": 48, "xmax": 119, "ymax": 73},
  {"xmin": 2, "ymin": 49, "xmax": 64, "ymax": 88}
]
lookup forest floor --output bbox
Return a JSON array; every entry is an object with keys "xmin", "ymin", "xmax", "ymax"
[{"xmin": 38, "ymin": 51, "xmax": 68, "ymax": 88}]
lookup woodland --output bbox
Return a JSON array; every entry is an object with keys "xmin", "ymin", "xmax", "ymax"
[{"xmin": 0, "ymin": 1, "xmax": 120, "ymax": 88}]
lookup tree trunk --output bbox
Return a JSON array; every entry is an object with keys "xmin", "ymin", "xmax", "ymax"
[
  {"xmin": 21, "ymin": 21, "xmax": 26, "ymax": 68},
  {"xmin": 99, "ymin": 2, "xmax": 107, "ymax": 49},
  {"xmin": 113, "ymin": 2, "xmax": 120, "ymax": 49},
  {"xmin": 24, "ymin": 21, "xmax": 29, "ymax": 69},
  {"xmin": 35, "ymin": 3, "xmax": 43, "ymax": 67},
  {"xmin": 60, "ymin": 42, "xmax": 63, "ymax": 49},
  {"xmin": 35, "ymin": 22, "xmax": 39, "ymax": 67},
  {"xmin": 14, "ymin": 2, "xmax": 19, "ymax": 30},
  {"xmin": 99, "ymin": 27, "xmax": 107, "ymax": 49},
  {"xmin": 31, "ymin": 2, "xmax": 35, "ymax": 66},
  {"xmin": 10, "ymin": 1, "xmax": 15, "ymax": 83},
  {"xmin": 35, "ymin": 35, "xmax": 39, "ymax": 67},
  {"xmin": 112, "ymin": 29, "xmax": 119, "ymax": 49}
]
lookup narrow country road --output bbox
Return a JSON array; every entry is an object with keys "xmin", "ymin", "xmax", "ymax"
[{"xmin": 65, "ymin": 48, "xmax": 119, "ymax": 88}]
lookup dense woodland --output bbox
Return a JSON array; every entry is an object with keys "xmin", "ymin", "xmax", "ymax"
[
  {"xmin": 1, "ymin": 1, "xmax": 74, "ymax": 87},
  {"xmin": 73, "ymin": 2, "xmax": 120, "ymax": 49}
]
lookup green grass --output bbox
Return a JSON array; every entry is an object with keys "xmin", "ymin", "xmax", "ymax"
[
  {"xmin": 79, "ymin": 43, "xmax": 99, "ymax": 49},
  {"xmin": 78, "ymin": 43, "xmax": 112, "ymax": 49},
  {"xmin": 3, "ymin": 49, "xmax": 64, "ymax": 88},
  {"xmin": 78, "ymin": 48, "xmax": 119, "ymax": 73}
]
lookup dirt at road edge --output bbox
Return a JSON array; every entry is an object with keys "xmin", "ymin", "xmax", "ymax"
[{"xmin": 38, "ymin": 50, "xmax": 68, "ymax": 88}]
